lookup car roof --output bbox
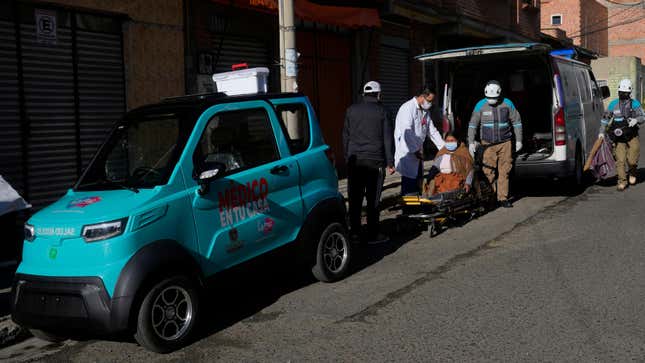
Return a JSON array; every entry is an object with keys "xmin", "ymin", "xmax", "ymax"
[{"xmin": 128, "ymin": 92, "xmax": 306, "ymax": 117}]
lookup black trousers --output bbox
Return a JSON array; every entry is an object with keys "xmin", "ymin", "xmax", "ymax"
[{"xmin": 347, "ymin": 158, "xmax": 385, "ymax": 238}]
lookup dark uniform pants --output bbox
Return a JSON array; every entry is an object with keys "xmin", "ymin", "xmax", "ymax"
[{"xmin": 348, "ymin": 159, "xmax": 385, "ymax": 238}]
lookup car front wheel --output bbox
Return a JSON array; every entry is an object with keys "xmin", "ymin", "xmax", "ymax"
[
  {"xmin": 134, "ymin": 275, "xmax": 199, "ymax": 353},
  {"xmin": 311, "ymin": 222, "xmax": 351, "ymax": 282}
]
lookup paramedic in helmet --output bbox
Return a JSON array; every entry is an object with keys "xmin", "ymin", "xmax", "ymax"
[
  {"xmin": 468, "ymin": 80, "xmax": 522, "ymax": 208},
  {"xmin": 598, "ymin": 78, "xmax": 645, "ymax": 191}
]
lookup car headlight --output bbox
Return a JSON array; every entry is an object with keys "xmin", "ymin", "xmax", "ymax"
[
  {"xmin": 24, "ymin": 224, "xmax": 35, "ymax": 242},
  {"xmin": 81, "ymin": 218, "xmax": 128, "ymax": 242}
]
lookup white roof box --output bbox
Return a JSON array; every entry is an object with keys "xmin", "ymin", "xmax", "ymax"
[{"xmin": 212, "ymin": 67, "xmax": 269, "ymax": 96}]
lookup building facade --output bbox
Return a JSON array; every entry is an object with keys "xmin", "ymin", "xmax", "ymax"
[
  {"xmin": 0, "ymin": 0, "xmax": 542, "ymax": 209},
  {"xmin": 600, "ymin": 0, "xmax": 645, "ymax": 60},
  {"xmin": 540, "ymin": 0, "xmax": 609, "ymax": 56}
]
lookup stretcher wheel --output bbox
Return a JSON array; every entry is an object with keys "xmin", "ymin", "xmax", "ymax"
[{"xmin": 428, "ymin": 221, "xmax": 436, "ymax": 238}]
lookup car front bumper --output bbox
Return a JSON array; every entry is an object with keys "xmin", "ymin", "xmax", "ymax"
[{"xmin": 11, "ymin": 274, "xmax": 132, "ymax": 335}]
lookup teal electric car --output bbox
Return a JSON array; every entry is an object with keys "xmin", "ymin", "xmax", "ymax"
[{"xmin": 11, "ymin": 92, "xmax": 350, "ymax": 352}]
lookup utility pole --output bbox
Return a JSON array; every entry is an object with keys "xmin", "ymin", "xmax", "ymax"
[{"xmin": 278, "ymin": 0, "xmax": 300, "ymax": 137}]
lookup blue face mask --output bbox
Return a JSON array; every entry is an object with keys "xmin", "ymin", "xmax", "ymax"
[{"xmin": 445, "ymin": 142, "xmax": 458, "ymax": 151}]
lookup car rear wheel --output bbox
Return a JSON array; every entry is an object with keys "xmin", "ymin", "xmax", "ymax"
[
  {"xmin": 134, "ymin": 275, "xmax": 199, "ymax": 353},
  {"xmin": 312, "ymin": 222, "xmax": 351, "ymax": 282},
  {"xmin": 29, "ymin": 329, "xmax": 68, "ymax": 343}
]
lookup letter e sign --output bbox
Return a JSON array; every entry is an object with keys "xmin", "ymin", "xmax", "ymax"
[{"xmin": 35, "ymin": 9, "xmax": 57, "ymax": 45}]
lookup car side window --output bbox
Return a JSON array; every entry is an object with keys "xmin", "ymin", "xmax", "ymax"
[
  {"xmin": 274, "ymin": 102, "xmax": 311, "ymax": 155},
  {"xmin": 195, "ymin": 107, "xmax": 279, "ymax": 174}
]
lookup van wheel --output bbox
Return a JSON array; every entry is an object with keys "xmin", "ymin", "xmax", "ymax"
[
  {"xmin": 312, "ymin": 222, "xmax": 351, "ymax": 282},
  {"xmin": 134, "ymin": 276, "xmax": 199, "ymax": 353},
  {"xmin": 30, "ymin": 329, "xmax": 67, "ymax": 343},
  {"xmin": 568, "ymin": 146, "xmax": 585, "ymax": 193}
]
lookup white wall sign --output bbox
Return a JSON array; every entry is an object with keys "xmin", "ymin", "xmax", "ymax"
[
  {"xmin": 35, "ymin": 9, "xmax": 57, "ymax": 45},
  {"xmin": 285, "ymin": 48, "xmax": 297, "ymax": 77}
]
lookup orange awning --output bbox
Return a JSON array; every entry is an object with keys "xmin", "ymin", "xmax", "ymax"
[
  {"xmin": 295, "ymin": 1, "xmax": 381, "ymax": 28},
  {"xmin": 210, "ymin": 0, "xmax": 381, "ymax": 28}
]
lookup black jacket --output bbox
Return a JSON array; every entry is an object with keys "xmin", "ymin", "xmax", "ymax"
[{"xmin": 342, "ymin": 95, "xmax": 394, "ymax": 167}]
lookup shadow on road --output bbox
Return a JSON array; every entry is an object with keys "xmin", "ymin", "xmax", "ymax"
[{"xmin": 183, "ymin": 218, "xmax": 422, "ymax": 347}]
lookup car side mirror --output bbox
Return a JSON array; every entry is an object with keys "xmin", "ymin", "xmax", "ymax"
[
  {"xmin": 194, "ymin": 161, "xmax": 225, "ymax": 196},
  {"xmin": 600, "ymin": 85, "xmax": 611, "ymax": 100}
]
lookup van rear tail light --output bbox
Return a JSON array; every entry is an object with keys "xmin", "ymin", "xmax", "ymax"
[{"xmin": 554, "ymin": 107, "xmax": 566, "ymax": 146}]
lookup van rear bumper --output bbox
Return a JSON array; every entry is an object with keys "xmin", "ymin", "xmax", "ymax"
[
  {"xmin": 11, "ymin": 274, "xmax": 132, "ymax": 335},
  {"xmin": 515, "ymin": 159, "xmax": 574, "ymax": 179}
]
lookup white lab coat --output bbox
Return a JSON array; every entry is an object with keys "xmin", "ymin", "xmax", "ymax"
[{"xmin": 394, "ymin": 98, "xmax": 445, "ymax": 178}]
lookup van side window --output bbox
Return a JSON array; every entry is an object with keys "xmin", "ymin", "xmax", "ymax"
[
  {"xmin": 274, "ymin": 102, "xmax": 311, "ymax": 155},
  {"xmin": 576, "ymin": 69, "xmax": 591, "ymax": 103},
  {"xmin": 588, "ymin": 70, "xmax": 600, "ymax": 98},
  {"xmin": 195, "ymin": 108, "xmax": 279, "ymax": 174}
]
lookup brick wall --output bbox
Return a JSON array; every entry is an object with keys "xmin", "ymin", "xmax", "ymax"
[
  {"xmin": 450, "ymin": 0, "xmax": 540, "ymax": 40},
  {"xmin": 46, "ymin": 0, "xmax": 185, "ymax": 109},
  {"xmin": 592, "ymin": 56, "xmax": 643, "ymax": 103},
  {"xmin": 607, "ymin": 5, "xmax": 645, "ymax": 60},
  {"xmin": 580, "ymin": 0, "xmax": 608, "ymax": 56},
  {"xmin": 541, "ymin": 0, "xmax": 581, "ymax": 42},
  {"xmin": 540, "ymin": 0, "xmax": 608, "ymax": 55}
]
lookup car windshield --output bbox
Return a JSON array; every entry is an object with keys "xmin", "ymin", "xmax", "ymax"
[{"xmin": 75, "ymin": 111, "xmax": 195, "ymax": 191}]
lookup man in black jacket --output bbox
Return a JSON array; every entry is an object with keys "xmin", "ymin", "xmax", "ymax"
[{"xmin": 343, "ymin": 81, "xmax": 395, "ymax": 244}]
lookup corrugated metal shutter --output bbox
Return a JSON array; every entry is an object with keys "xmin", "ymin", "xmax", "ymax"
[
  {"xmin": 379, "ymin": 37, "xmax": 409, "ymax": 116},
  {"xmin": 20, "ymin": 23, "xmax": 77, "ymax": 207},
  {"xmin": 77, "ymin": 29, "xmax": 125, "ymax": 167},
  {"xmin": 211, "ymin": 34, "xmax": 270, "ymax": 73},
  {"xmin": 0, "ymin": 20, "xmax": 24, "ymax": 194}
]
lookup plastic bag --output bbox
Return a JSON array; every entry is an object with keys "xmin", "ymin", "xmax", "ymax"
[
  {"xmin": 0, "ymin": 175, "xmax": 30, "ymax": 217},
  {"xmin": 590, "ymin": 139, "xmax": 616, "ymax": 181}
]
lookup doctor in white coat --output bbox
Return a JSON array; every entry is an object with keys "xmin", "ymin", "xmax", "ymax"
[{"xmin": 394, "ymin": 86, "xmax": 445, "ymax": 195}]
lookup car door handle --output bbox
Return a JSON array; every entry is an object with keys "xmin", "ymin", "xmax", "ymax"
[{"xmin": 270, "ymin": 165, "xmax": 288, "ymax": 174}]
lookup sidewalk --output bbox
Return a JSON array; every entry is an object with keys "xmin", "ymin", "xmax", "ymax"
[{"xmin": 338, "ymin": 161, "xmax": 433, "ymax": 210}]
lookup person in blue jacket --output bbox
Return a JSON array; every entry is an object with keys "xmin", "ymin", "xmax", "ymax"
[
  {"xmin": 467, "ymin": 80, "xmax": 522, "ymax": 208},
  {"xmin": 598, "ymin": 78, "xmax": 645, "ymax": 191}
]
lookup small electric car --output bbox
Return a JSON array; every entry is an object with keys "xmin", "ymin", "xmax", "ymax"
[{"xmin": 12, "ymin": 92, "xmax": 350, "ymax": 352}]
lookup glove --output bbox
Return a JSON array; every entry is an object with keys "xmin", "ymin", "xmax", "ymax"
[
  {"xmin": 629, "ymin": 118, "xmax": 638, "ymax": 128},
  {"xmin": 515, "ymin": 141, "xmax": 522, "ymax": 152},
  {"xmin": 468, "ymin": 143, "xmax": 477, "ymax": 157},
  {"xmin": 598, "ymin": 132, "xmax": 605, "ymax": 139}
]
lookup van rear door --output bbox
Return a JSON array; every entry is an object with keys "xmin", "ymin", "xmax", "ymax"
[{"xmin": 415, "ymin": 43, "xmax": 551, "ymax": 62}]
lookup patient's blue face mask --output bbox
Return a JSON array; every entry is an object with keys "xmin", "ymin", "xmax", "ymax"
[{"xmin": 445, "ymin": 142, "xmax": 458, "ymax": 151}]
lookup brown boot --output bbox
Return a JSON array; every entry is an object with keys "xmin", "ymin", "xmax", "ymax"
[
  {"xmin": 617, "ymin": 182, "xmax": 628, "ymax": 191},
  {"xmin": 629, "ymin": 175, "xmax": 637, "ymax": 185}
]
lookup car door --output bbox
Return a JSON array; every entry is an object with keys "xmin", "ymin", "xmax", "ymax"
[
  {"xmin": 557, "ymin": 61, "xmax": 583, "ymax": 158},
  {"xmin": 185, "ymin": 101, "xmax": 303, "ymax": 275}
]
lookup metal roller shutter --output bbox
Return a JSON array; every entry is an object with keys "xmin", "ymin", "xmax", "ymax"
[
  {"xmin": 379, "ymin": 37, "xmax": 410, "ymax": 116},
  {"xmin": 20, "ymin": 23, "xmax": 77, "ymax": 207},
  {"xmin": 77, "ymin": 29, "xmax": 125, "ymax": 168},
  {"xmin": 0, "ymin": 20, "xmax": 23, "ymax": 194},
  {"xmin": 211, "ymin": 34, "xmax": 270, "ymax": 73}
]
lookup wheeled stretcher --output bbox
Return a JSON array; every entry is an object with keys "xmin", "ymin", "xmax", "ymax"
[{"xmin": 393, "ymin": 150, "xmax": 497, "ymax": 237}]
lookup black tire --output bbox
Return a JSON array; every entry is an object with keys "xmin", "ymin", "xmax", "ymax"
[
  {"xmin": 311, "ymin": 222, "xmax": 351, "ymax": 282},
  {"xmin": 567, "ymin": 146, "xmax": 586, "ymax": 194},
  {"xmin": 134, "ymin": 275, "xmax": 199, "ymax": 353},
  {"xmin": 29, "ymin": 329, "xmax": 67, "ymax": 343}
]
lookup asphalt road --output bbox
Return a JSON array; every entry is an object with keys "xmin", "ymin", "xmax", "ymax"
[{"xmin": 3, "ymin": 163, "xmax": 645, "ymax": 361}]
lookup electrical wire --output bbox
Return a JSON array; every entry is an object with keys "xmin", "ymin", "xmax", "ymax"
[
  {"xmin": 567, "ymin": 2, "xmax": 641, "ymax": 38},
  {"xmin": 570, "ymin": 11, "xmax": 645, "ymax": 39}
]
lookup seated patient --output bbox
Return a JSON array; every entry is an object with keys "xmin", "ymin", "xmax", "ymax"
[{"xmin": 425, "ymin": 133, "xmax": 474, "ymax": 195}]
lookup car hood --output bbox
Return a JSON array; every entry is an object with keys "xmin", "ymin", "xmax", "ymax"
[{"xmin": 29, "ymin": 189, "xmax": 161, "ymax": 238}]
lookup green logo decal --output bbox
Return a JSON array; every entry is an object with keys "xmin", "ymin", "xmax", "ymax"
[{"xmin": 49, "ymin": 248, "xmax": 58, "ymax": 260}]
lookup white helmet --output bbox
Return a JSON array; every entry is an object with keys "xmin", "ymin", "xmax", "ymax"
[
  {"xmin": 363, "ymin": 81, "xmax": 381, "ymax": 94},
  {"xmin": 484, "ymin": 80, "xmax": 502, "ymax": 98},
  {"xmin": 618, "ymin": 79, "xmax": 632, "ymax": 93}
]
